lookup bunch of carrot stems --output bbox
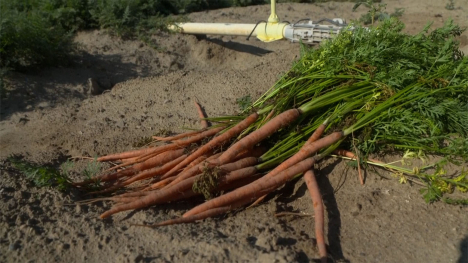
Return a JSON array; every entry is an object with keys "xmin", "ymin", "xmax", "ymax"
[{"xmin": 75, "ymin": 18, "xmax": 468, "ymax": 261}]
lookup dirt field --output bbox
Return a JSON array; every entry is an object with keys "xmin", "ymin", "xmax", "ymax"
[{"xmin": 1, "ymin": 1, "xmax": 468, "ymax": 262}]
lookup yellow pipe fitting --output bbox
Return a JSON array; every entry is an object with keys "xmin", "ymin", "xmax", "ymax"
[{"xmin": 255, "ymin": 22, "xmax": 288, "ymax": 42}]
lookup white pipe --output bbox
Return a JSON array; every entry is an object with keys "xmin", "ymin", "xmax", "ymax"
[{"xmin": 169, "ymin": 23, "xmax": 258, "ymax": 36}]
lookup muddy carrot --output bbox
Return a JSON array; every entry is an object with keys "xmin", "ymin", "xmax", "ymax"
[
  {"xmin": 250, "ymin": 122, "xmax": 329, "ymax": 205},
  {"xmin": 153, "ymin": 129, "xmax": 205, "ymax": 141},
  {"xmin": 89, "ymin": 154, "xmax": 187, "ymax": 194},
  {"xmin": 136, "ymin": 207, "xmax": 232, "ymax": 227},
  {"xmin": 144, "ymin": 176, "xmax": 176, "ymax": 191},
  {"xmin": 231, "ymin": 146, "xmax": 266, "ymax": 161},
  {"xmin": 161, "ymin": 112, "xmax": 259, "ymax": 179},
  {"xmin": 137, "ymin": 197, "xmax": 249, "ymax": 227},
  {"xmin": 305, "ymin": 122, "xmax": 327, "ymax": 145},
  {"xmin": 183, "ymin": 156, "xmax": 318, "ymax": 218},
  {"xmin": 100, "ymin": 176, "xmax": 196, "ymax": 218},
  {"xmin": 77, "ymin": 148, "xmax": 186, "ymax": 187},
  {"xmin": 77, "ymin": 195, "xmax": 141, "ymax": 205},
  {"xmin": 334, "ymin": 149, "xmax": 369, "ymax": 185},
  {"xmin": 164, "ymin": 153, "xmax": 222, "ymax": 188},
  {"xmin": 97, "ymin": 146, "xmax": 159, "ymax": 162},
  {"xmin": 194, "ymin": 100, "xmax": 209, "ymax": 128},
  {"xmin": 264, "ymin": 132, "xmax": 343, "ymax": 180},
  {"xmin": 334, "ymin": 149, "xmax": 383, "ymax": 164},
  {"xmin": 136, "ymin": 126, "xmax": 224, "ymax": 162},
  {"xmin": 303, "ymin": 170, "xmax": 327, "ymax": 263},
  {"xmin": 215, "ymin": 109, "xmax": 301, "ymax": 165},
  {"xmin": 210, "ymin": 157, "xmax": 258, "ymax": 174},
  {"xmin": 217, "ymin": 167, "xmax": 258, "ymax": 187}
]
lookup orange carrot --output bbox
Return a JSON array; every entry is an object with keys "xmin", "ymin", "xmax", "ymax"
[
  {"xmin": 137, "ymin": 207, "xmax": 232, "ymax": 227},
  {"xmin": 161, "ymin": 112, "xmax": 259, "ymax": 179},
  {"xmin": 263, "ymin": 132, "xmax": 343, "ymax": 181},
  {"xmin": 122, "ymin": 154, "xmax": 186, "ymax": 186},
  {"xmin": 215, "ymin": 109, "xmax": 301, "ymax": 165},
  {"xmin": 183, "ymin": 156, "xmax": 318, "ymax": 218},
  {"xmin": 250, "ymin": 122, "xmax": 328, "ymax": 206},
  {"xmin": 77, "ymin": 195, "xmax": 141, "ymax": 205},
  {"xmin": 144, "ymin": 176, "xmax": 176, "ymax": 191},
  {"xmin": 135, "ymin": 126, "xmax": 224, "ymax": 162},
  {"xmin": 119, "ymin": 148, "xmax": 185, "ymax": 176},
  {"xmin": 89, "ymin": 154, "xmax": 187, "ymax": 194},
  {"xmin": 137, "ymin": 197, "xmax": 250, "ymax": 227},
  {"xmin": 194, "ymin": 100, "xmax": 209, "ymax": 128},
  {"xmin": 334, "ymin": 149, "xmax": 382, "ymax": 164},
  {"xmin": 165, "ymin": 153, "xmax": 221, "ymax": 188},
  {"xmin": 264, "ymin": 109, "xmax": 275, "ymax": 122},
  {"xmin": 82, "ymin": 148, "xmax": 185, "ymax": 186},
  {"xmin": 100, "ymin": 173, "xmax": 201, "ymax": 218},
  {"xmin": 97, "ymin": 146, "xmax": 159, "ymax": 162},
  {"xmin": 303, "ymin": 170, "xmax": 327, "ymax": 263},
  {"xmin": 217, "ymin": 167, "xmax": 258, "ymax": 187},
  {"xmin": 118, "ymin": 191, "xmax": 153, "ymax": 198},
  {"xmin": 210, "ymin": 157, "xmax": 258, "ymax": 174},
  {"xmin": 334, "ymin": 149, "xmax": 369, "ymax": 185},
  {"xmin": 306, "ymin": 123, "xmax": 327, "ymax": 145},
  {"xmin": 152, "ymin": 129, "xmax": 204, "ymax": 142},
  {"xmin": 230, "ymin": 146, "xmax": 266, "ymax": 161}
]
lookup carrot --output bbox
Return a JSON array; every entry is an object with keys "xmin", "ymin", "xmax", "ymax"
[
  {"xmin": 144, "ymin": 176, "xmax": 176, "ymax": 191},
  {"xmin": 161, "ymin": 112, "xmax": 259, "ymax": 180},
  {"xmin": 334, "ymin": 149, "xmax": 371, "ymax": 185},
  {"xmin": 77, "ymin": 195, "xmax": 141, "ymax": 205},
  {"xmin": 334, "ymin": 149, "xmax": 383, "ymax": 164},
  {"xmin": 152, "ymin": 129, "xmax": 205, "ymax": 142},
  {"xmin": 89, "ymin": 154, "xmax": 187, "ymax": 195},
  {"xmin": 164, "ymin": 154, "xmax": 219, "ymax": 188},
  {"xmin": 100, "ymin": 174, "xmax": 200, "ymax": 218},
  {"xmin": 186, "ymin": 154, "xmax": 209, "ymax": 169},
  {"xmin": 116, "ymin": 156, "xmax": 139, "ymax": 164},
  {"xmin": 183, "ymin": 156, "xmax": 318, "ymax": 218},
  {"xmin": 264, "ymin": 109, "xmax": 275, "ymax": 122},
  {"xmin": 118, "ymin": 191, "xmax": 153, "ymax": 198},
  {"xmin": 120, "ymin": 148, "xmax": 185, "ymax": 176},
  {"xmin": 303, "ymin": 170, "xmax": 327, "ymax": 263},
  {"xmin": 211, "ymin": 157, "xmax": 258, "ymax": 174},
  {"xmin": 136, "ymin": 207, "xmax": 232, "ymax": 227},
  {"xmin": 194, "ymin": 100, "xmax": 209, "ymax": 128},
  {"xmin": 103, "ymin": 140, "xmax": 187, "ymax": 173},
  {"xmin": 97, "ymin": 146, "xmax": 160, "ymax": 162},
  {"xmin": 250, "ymin": 122, "xmax": 328, "ymax": 206},
  {"xmin": 163, "ymin": 162, "xmax": 203, "ymax": 188},
  {"xmin": 215, "ymin": 109, "xmax": 301, "ymax": 165},
  {"xmin": 137, "ymin": 197, "xmax": 250, "ymax": 227},
  {"xmin": 230, "ymin": 146, "xmax": 266, "ymax": 161},
  {"xmin": 306, "ymin": 122, "xmax": 327, "ymax": 145},
  {"xmin": 217, "ymin": 167, "xmax": 258, "ymax": 187},
  {"xmin": 122, "ymin": 154, "xmax": 186, "ymax": 186},
  {"xmin": 263, "ymin": 132, "xmax": 343, "ymax": 181},
  {"xmin": 81, "ymin": 148, "xmax": 186, "ymax": 186},
  {"xmin": 135, "ymin": 126, "xmax": 224, "ymax": 162},
  {"xmin": 166, "ymin": 155, "xmax": 255, "ymax": 190}
]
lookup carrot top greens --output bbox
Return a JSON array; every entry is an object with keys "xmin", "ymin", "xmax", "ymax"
[{"xmin": 217, "ymin": 17, "xmax": 468, "ymax": 203}]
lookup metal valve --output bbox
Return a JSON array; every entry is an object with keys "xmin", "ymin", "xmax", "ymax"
[{"xmin": 283, "ymin": 18, "xmax": 353, "ymax": 43}]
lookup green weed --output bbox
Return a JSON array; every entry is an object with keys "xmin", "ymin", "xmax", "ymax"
[
  {"xmin": 445, "ymin": 0, "xmax": 456, "ymax": 10},
  {"xmin": 353, "ymin": 0, "xmax": 404, "ymax": 25},
  {"xmin": 236, "ymin": 95, "xmax": 252, "ymax": 112},
  {"xmin": 8, "ymin": 156, "xmax": 72, "ymax": 191}
]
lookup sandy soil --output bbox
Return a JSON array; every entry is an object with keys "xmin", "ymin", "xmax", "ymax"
[{"xmin": 1, "ymin": 1, "xmax": 468, "ymax": 262}]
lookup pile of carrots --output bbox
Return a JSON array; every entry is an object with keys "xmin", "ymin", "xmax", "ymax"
[{"xmin": 76, "ymin": 101, "xmax": 340, "ymax": 262}]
